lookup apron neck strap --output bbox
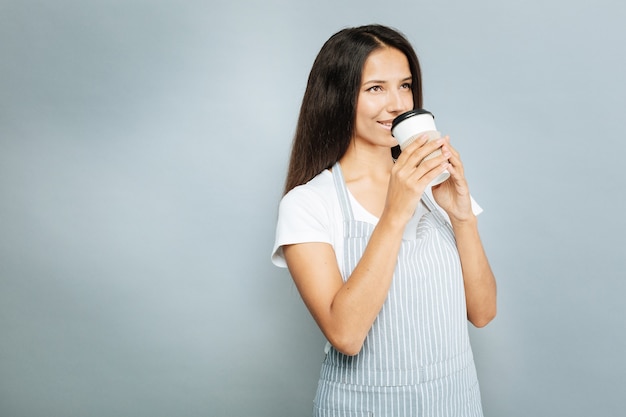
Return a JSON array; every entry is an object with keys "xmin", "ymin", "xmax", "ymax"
[{"xmin": 331, "ymin": 162, "xmax": 354, "ymax": 222}]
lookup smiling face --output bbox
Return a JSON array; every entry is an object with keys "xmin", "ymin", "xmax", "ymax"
[{"xmin": 352, "ymin": 47, "xmax": 414, "ymax": 150}]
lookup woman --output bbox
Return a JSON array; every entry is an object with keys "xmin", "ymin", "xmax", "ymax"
[{"xmin": 271, "ymin": 24, "xmax": 496, "ymax": 417}]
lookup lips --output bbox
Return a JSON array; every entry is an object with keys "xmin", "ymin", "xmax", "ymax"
[{"xmin": 378, "ymin": 120, "xmax": 393, "ymax": 130}]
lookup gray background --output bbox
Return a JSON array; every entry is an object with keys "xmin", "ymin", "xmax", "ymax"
[{"xmin": 1, "ymin": 0, "xmax": 624, "ymax": 416}]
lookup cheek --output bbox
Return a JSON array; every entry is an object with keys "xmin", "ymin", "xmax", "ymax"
[
  {"xmin": 353, "ymin": 115, "xmax": 367, "ymax": 136},
  {"xmin": 353, "ymin": 112, "xmax": 375, "ymax": 140},
  {"xmin": 354, "ymin": 106, "xmax": 368, "ymax": 128},
  {"xmin": 355, "ymin": 99, "xmax": 380, "ymax": 121}
]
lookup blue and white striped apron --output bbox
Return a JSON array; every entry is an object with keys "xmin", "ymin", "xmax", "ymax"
[{"xmin": 313, "ymin": 163, "xmax": 483, "ymax": 417}]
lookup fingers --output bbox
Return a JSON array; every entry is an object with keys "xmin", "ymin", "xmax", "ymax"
[
  {"xmin": 396, "ymin": 134, "xmax": 446, "ymax": 169},
  {"xmin": 386, "ymin": 135, "xmax": 452, "ymax": 222},
  {"xmin": 394, "ymin": 142, "xmax": 450, "ymax": 190},
  {"xmin": 440, "ymin": 138, "xmax": 465, "ymax": 179}
]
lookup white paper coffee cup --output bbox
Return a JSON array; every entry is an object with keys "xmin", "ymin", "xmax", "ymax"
[{"xmin": 391, "ymin": 109, "xmax": 450, "ymax": 186}]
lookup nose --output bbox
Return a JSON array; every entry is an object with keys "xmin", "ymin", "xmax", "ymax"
[{"xmin": 387, "ymin": 89, "xmax": 410, "ymax": 114}]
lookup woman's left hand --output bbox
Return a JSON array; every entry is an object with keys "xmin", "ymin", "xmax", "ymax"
[{"xmin": 431, "ymin": 136, "xmax": 474, "ymax": 222}]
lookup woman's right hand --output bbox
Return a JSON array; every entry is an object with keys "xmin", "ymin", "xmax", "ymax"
[{"xmin": 384, "ymin": 135, "xmax": 451, "ymax": 224}]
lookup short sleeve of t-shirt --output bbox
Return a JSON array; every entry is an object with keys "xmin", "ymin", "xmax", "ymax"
[{"xmin": 271, "ymin": 177, "xmax": 335, "ymax": 268}]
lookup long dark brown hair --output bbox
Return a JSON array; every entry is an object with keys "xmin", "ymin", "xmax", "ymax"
[{"xmin": 283, "ymin": 25, "xmax": 423, "ymax": 195}]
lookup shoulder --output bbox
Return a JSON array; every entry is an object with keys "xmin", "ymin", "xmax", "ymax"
[{"xmin": 279, "ymin": 170, "xmax": 336, "ymax": 216}]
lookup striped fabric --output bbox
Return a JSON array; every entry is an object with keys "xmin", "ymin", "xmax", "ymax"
[{"xmin": 313, "ymin": 163, "xmax": 483, "ymax": 417}]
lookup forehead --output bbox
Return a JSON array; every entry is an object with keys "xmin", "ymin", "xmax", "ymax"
[{"xmin": 361, "ymin": 47, "xmax": 411, "ymax": 80}]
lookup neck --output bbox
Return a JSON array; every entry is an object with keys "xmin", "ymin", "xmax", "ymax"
[
  {"xmin": 338, "ymin": 143, "xmax": 394, "ymax": 182},
  {"xmin": 337, "ymin": 142, "xmax": 395, "ymax": 219}
]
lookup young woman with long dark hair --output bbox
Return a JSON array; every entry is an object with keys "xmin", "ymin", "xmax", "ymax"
[{"xmin": 272, "ymin": 24, "xmax": 496, "ymax": 417}]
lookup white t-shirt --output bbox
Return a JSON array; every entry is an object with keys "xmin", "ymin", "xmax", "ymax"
[{"xmin": 271, "ymin": 169, "xmax": 482, "ymax": 276}]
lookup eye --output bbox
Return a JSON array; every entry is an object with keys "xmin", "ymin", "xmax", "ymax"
[
  {"xmin": 366, "ymin": 85, "xmax": 383, "ymax": 92},
  {"xmin": 401, "ymin": 82, "xmax": 412, "ymax": 90}
]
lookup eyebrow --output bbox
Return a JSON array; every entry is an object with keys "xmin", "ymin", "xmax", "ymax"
[{"xmin": 362, "ymin": 76, "xmax": 413, "ymax": 86}]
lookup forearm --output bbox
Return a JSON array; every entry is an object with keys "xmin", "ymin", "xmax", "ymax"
[
  {"xmin": 327, "ymin": 214, "xmax": 405, "ymax": 354},
  {"xmin": 451, "ymin": 216, "xmax": 497, "ymax": 327}
]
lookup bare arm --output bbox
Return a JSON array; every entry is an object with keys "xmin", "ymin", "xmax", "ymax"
[
  {"xmin": 450, "ymin": 216, "xmax": 497, "ymax": 327},
  {"xmin": 283, "ymin": 214, "xmax": 404, "ymax": 356}
]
